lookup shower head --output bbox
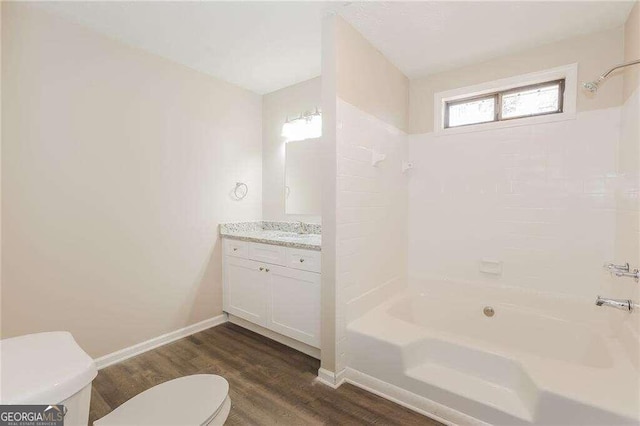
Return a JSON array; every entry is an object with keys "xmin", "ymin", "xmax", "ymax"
[
  {"xmin": 582, "ymin": 80, "xmax": 600, "ymax": 93},
  {"xmin": 583, "ymin": 58, "xmax": 640, "ymax": 94}
]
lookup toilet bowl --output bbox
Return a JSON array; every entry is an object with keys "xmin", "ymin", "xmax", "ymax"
[{"xmin": 0, "ymin": 332, "xmax": 231, "ymax": 426}]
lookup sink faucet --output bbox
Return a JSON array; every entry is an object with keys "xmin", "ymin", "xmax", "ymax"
[
  {"xmin": 595, "ymin": 296, "xmax": 633, "ymax": 312},
  {"xmin": 298, "ymin": 222, "xmax": 309, "ymax": 234}
]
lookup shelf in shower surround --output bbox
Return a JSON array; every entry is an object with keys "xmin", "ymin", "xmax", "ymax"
[{"xmin": 219, "ymin": 221, "xmax": 321, "ymax": 251}]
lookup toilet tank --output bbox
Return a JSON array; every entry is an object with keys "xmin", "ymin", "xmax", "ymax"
[{"xmin": 0, "ymin": 332, "xmax": 97, "ymax": 424}]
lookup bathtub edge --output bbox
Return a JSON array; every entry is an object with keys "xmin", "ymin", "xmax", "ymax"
[{"xmin": 343, "ymin": 367, "xmax": 490, "ymax": 426}]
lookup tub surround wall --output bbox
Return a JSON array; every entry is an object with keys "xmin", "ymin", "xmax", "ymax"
[
  {"xmin": 614, "ymin": 1, "xmax": 640, "ymax": 368},
  {"xmin": 262, "ymin": 77, "xmax": 322, "ymax": 224},
  {"xmin": 406, "ymin": 19, "xmax": 636, "ymax": 302},
  {"xmin": 336, "ymin": 101, "xmax": 408, "ymax": 324},
  {"xmin": 408, "ymin": 106, "xmax": 621, "ymax": 299},
  {"xmin": 1, "ymin": 3, "xmax": 262, "ymax": 357}
]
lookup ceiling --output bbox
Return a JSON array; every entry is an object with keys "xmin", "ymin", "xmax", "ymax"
[
  {"xmin": 34, "ymin": 1, "xmax": 331, "ymax": 94},
  {"xmin": 34, "ymin": 1, "xmax": 635, "ymax": 95},
  {"xmin": 340, "ymin": 1, "xmax": 636, "ymax": 78}
]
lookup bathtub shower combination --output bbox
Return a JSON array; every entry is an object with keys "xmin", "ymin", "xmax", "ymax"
[
  {"xmin": 347, "ymin": 279, "xmax": 639, "ymax": 425},
  {"xmin": 336, "ymin": 54, "xmax": 640, "ymax": 425}
]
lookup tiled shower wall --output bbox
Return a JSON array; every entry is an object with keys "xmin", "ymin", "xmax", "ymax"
[
  {"xmin": 336, "ymin": 99, "xmax": 408, "ymax": 371},
  {"xmin": 408, "ymin": 107, "xmax": 622, "ymax": 300},
  {"xmin": 614, "ymin": 86, "xmax": 640, "ymax": 349},
  {"xmin": 614, "ymin": 87, "xmax": 640, "ymax": 299}
]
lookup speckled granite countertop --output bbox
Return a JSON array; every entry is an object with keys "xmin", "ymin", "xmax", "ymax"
[{"xmin": 220, "ymin": 221, "xmax": 321, "ymax": 251}]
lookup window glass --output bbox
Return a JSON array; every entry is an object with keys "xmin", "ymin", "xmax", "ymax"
[
  {"xmin": 447, "ymin": 97, "xmax": 495, "ymax": 128},
  {"xmin": 444, "ymin": 79, "xmax": 564, "ymax": 129},
  {"xmin": 501, "ymin": 82, "xmax": 562, "ymax": 119}
]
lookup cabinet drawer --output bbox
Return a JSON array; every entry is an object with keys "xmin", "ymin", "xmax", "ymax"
[
  {"xmin": 286, "ymin": 248, "xmax": 321, "ymax": 273},
  {"xmin": 224, "ymin": 239, "xmax": 248, "ymax": 258},
  {"xmin": 249, "ymin": 242, "xmax": 286, "ymax": 266}
]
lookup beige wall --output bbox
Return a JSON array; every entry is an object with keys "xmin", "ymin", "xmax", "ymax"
[
  {"xmin": 262, "ymin": 77, "xmax": 321, "ymax": 223},
  {"xmin": 623, "ymin": 2, "xmax": 640, "ymax": 100},
  {"xmin": 335, "ymin": 17, "xmax": 409, "ymax": 132},
  {"xmin": 409, "ymin": 27, "xmax": 625, "ymax": 134},
  {"xmin": 1, "ymin": 3, "xmax": 262, "ymax": 357}
]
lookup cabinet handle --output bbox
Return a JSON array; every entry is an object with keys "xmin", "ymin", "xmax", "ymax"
[
  {"xmin": 265, "ymin": 268, "xmax": 270, "ymax": 272},
  {"xmin": 299, "ymin": 258, "xmax": 305, "ymax": 263},
  {"xmin": 259, "ymin": 267, "xmax": 264, "ymax": 271}
]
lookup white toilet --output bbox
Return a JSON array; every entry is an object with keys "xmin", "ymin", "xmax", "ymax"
[{"xmin": 0, "ymin": 332, "xmax": 231, "ymax": 425}]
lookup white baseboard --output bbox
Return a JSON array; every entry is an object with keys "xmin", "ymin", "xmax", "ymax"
[
  {"xmin": 343, "ymin": 368, "xmax": 487, "ymax": 426},
  {"xmin": 94, "ymin": 314, "xmax": 227, "ymax": 370},
  {"xmin": 316, "ymin": 367, "xmax": 346, "ymax": 389}
]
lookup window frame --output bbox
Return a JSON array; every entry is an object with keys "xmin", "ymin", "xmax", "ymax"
[
  {"xmin": 434, "ymin": 64, "xmax": 577, "ymax": 135},
  {"xmin": 444, "ymin": 79, "xmax": 565, "ymax": 129}
]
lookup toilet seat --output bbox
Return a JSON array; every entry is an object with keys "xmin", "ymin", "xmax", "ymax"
[{"xmin": 94, "ymin": 374, "xmax": 230, "ymax": 426}]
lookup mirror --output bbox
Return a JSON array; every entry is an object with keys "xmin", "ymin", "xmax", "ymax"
[{"xmin": 285, "ymin": 138, "xmax": 322, "ymax": 215}]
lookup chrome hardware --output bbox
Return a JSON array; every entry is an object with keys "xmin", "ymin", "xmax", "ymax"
[
  {"xmin": 595, "ymin": 296, "xmax": 633, "ymax": 312},
  {"xmin": 605, "ymin": 262, "xmax": 630, "ymax": 273},
  {"xmin": 604, "ymin": 262, "xmax": 639, "ymax": 282},
  {"xmin": 298, "ymin": 221, "xmax": 310, "ymax": 234},
  {"xmin": 483, "ymin": 306, "xmax": 495, "ymax": 317},
  {"xmin": 583, "ymin": 59, "xmax": 640, "ymax": 93},
  {"xmin": 614, "ymin": 269, "xmax": 640, "ymax": 282},
  {"xmin": 233, "ymin": 182, "xmax": 248, "ymax": 200},
  {"xmin": 299, "ymin": 258, "xmax": 305, "ymax": 263},
  {"xmin": 259, "ymin": 267, "xmax": 264, "ymax": 271}
]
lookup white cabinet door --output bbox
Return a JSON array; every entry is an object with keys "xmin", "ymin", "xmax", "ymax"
[
  {"xmin": 224, "ymin": 257, "xmax": 267, "ymax": 326},
  {"xmin": 266, "ymin": 265, "xmax": 320, "ymax": 347}
]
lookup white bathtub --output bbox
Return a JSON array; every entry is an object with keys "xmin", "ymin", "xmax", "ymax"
[{"xmin": 346, "ymin": 280, "xmax": 639, "ymax": 425}]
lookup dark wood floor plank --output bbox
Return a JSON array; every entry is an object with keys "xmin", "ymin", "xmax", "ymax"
[{"xmin": 90, "ymin": 322, "xmax": 441, "ymax": 425}]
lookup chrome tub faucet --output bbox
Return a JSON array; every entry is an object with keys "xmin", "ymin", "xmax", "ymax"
[
  {"xmin": 595, "ymin": 296, "xmax": 633, "ymax": 312},
  {"xmin": 604, "ymin": 262, "xmax": 639, "ymax": 282}
]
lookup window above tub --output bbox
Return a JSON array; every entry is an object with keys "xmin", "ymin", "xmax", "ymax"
[{"xmin": 435, "ymin": 64, "xmax": 577, "ymax": 134}]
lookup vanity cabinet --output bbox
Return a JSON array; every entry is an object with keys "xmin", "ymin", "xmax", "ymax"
[{"xmin": 222, "ymin": 239, "xmax": 321, "ymax": 348}]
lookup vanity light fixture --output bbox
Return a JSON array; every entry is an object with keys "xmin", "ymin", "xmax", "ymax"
[{"xmin": 282, "ymin": 107, "xmax": 322, "ymax": 142}]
